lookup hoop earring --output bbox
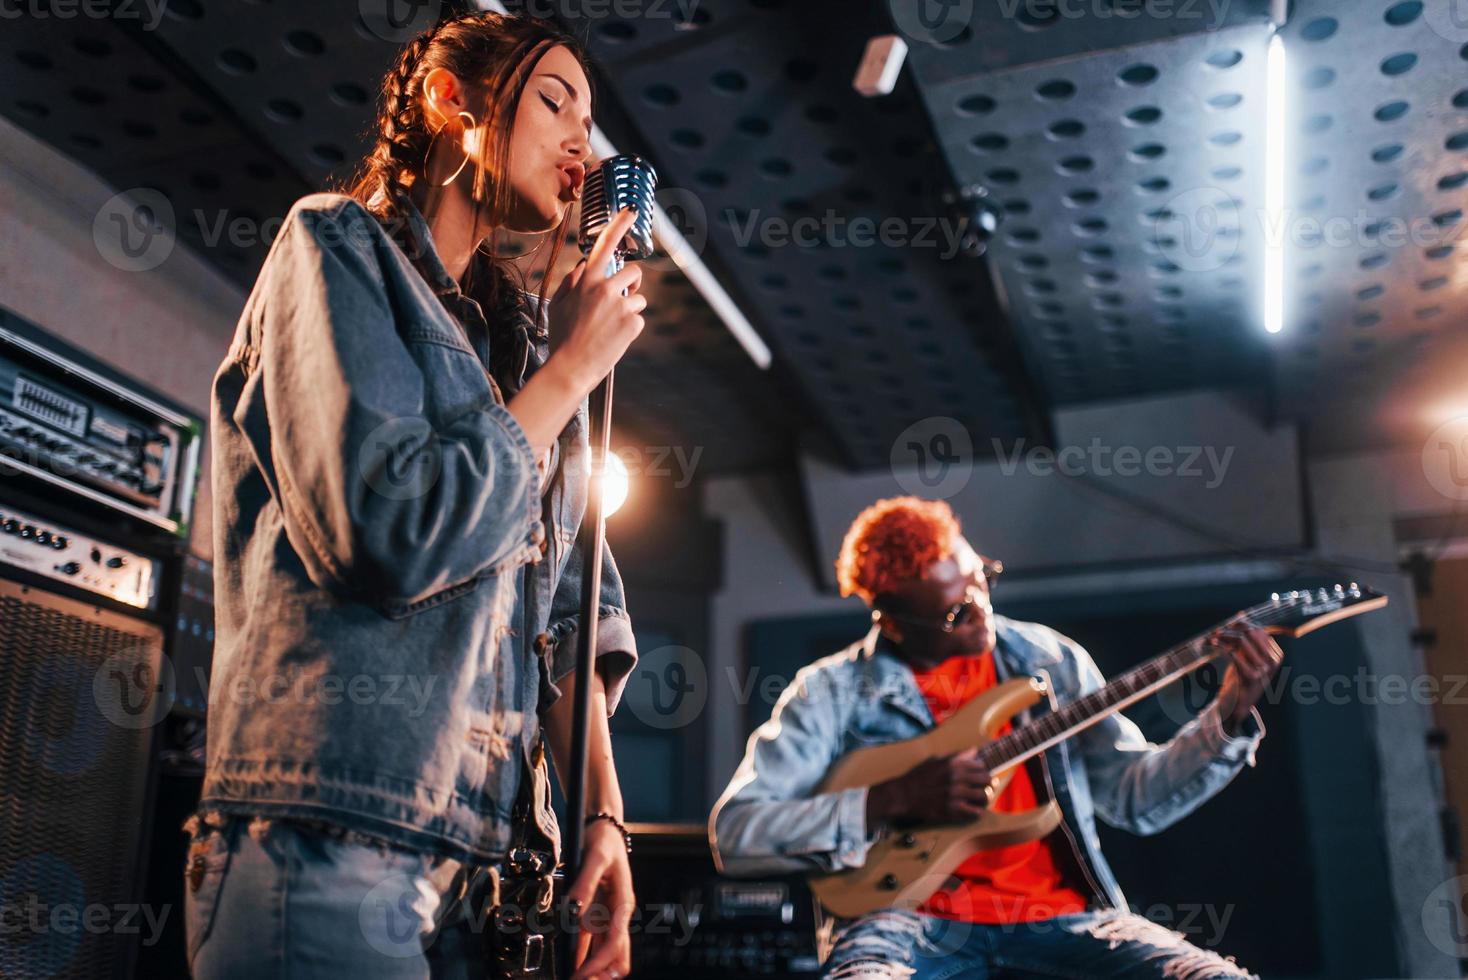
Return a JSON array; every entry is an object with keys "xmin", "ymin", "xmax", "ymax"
[{"xmin": 424, "ymin": 110, "xmax": 476, "ymax": 188}]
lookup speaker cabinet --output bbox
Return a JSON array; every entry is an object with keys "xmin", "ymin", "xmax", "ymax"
[{"xmin": 0, "ymin": 578, "xmax": 165, "ymax": 979}]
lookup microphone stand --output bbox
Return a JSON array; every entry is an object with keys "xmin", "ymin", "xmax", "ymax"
[
  {"xmin": 554, "ymin": 153, "xmax": 655, "ymax": 978},
  {"xmin": 557, "ymin": 261, "xmax": 620, "ymax": 980}
]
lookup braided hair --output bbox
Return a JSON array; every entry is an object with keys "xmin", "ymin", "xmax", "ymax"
[{"xmin": 339, "ymin": 11, "xmax": 590, "ymax": 393}]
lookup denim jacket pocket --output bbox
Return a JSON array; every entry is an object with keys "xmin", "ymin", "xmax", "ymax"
[
  {"xmin": 378, "ymin": 571, "xmax": 488, "ymax": 621},
  {"xmin": 375, "ymin": 532, "xmax": 543, "ymax": 620},
  {"xmin": 184, "ymin": 828, "xmax": 234, "ymax": 967}
]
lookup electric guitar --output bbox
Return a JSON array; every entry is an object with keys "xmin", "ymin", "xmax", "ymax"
[{"xmin": 807, "ymin": 583, "xmax": 1388, "ymax": 917}]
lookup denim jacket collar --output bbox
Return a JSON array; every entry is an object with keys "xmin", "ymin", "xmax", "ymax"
[
  {"xmin": 371, "ymin": 187, "xmax": 471, "ymax": 300},
  {"xmin": 383, "ymin": 189, "xmax": 549, "ymax": 336},
  {"xmin": 863, "ymin": 618, "xmax": 1062, "ymax": 729}
]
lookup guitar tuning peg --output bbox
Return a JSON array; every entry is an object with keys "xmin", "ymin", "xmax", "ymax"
[
  {"xmin": 1270, "ymin": 592, "xmax": 1281, "ymax": 602},
  {"xmin": 1333, "ymin": 584, "xmax": 1345, "ymax": 594}
]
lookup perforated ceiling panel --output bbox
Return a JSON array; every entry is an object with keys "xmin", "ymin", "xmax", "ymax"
[
  {"xmin": 554, "ymin": 0, "xmax": 1046, "ymax": 468},
  {"xmin": 903, "ymin": 0, "xmax": 1468, "ymax": 450},
  {"xmin": 1270, "ymin": 0, "xmax": 1468, "ymax": 450},
  {"xmin": 0, "ymin": 3, "xmax": 306, "ymax": 281},
  {"xmin": 905, "ymin": 7, "xmax": 1275, "ymax": 405}
]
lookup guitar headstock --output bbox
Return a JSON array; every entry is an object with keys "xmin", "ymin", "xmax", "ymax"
[{"xmin": 1254, "ymin": 583, "xmax": 1388, "ymax": 638}]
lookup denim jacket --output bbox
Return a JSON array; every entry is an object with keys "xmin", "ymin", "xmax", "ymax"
[
  {"xmin": 202, "ymin": 191, "xmax": 637, "ymax": 863},
  {"xmin": 709, "ymin": 616, "xmax": 1264, "ymax": 911}
]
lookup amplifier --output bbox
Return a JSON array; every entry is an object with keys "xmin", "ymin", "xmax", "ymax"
[
  {"xmin": 0, "ymin": 307, "xmax": 201, "ymax": 538},
  {"xmin": 627, "ymin": 823, "xmax": 822, "ymax": 978},
  {"xmin": 0, "ymin": 499, "xmax": 159, "ymax": 609}
]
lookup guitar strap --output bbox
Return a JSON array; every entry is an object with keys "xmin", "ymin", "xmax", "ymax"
[{"xmin": 481, "ymin": 731, "xmax": 561, "ymax": 979}]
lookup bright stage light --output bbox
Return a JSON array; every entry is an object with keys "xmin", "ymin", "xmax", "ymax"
[
  {"xmin": 601, "ymin": 451, "xmax": 629, "ymax": 518},
  {"xmin": 1264, "ymin": 32, "xmax": 1287, "ymax": 335}
]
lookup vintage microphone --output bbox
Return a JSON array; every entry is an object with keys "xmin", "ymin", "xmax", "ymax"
[{"xmin": 559, "ymin": 153, "xmax": 657, "ymax": 977}]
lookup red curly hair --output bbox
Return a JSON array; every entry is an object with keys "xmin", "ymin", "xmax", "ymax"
[{"xmin": 836, "ymin": 497, "xmax": 963, "ymax": 604}]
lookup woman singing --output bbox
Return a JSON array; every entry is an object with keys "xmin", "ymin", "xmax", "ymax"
[{"xmin": 185, "ymin": 12, "xmax": 643, "ymax": 978}]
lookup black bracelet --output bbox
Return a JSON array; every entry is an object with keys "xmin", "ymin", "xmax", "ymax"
[{"xmin": 585, "ymin": 811, "xmax": 632, "ymax": 854}]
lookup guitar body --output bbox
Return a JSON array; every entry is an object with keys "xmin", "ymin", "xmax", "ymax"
[{"xmin": 808, "ymin": 676, "xmax": 1063, "ymax": 918}]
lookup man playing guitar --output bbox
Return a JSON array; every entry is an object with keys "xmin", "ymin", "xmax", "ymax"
[{"xmin": 709, "ymin": 496, "xmax": 1282, "ymax": 979}]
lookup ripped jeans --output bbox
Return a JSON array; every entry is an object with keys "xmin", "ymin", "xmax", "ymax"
[{"xmin": 822, "ymin": 908, "xmax": 1257, "ymax": 980}]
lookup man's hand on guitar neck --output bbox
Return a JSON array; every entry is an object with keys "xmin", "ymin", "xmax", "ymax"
[
  {"xmin": 865, "ymin": 752, "xmax": 996, "ymax": 829},
  {"xmin": 1209, "ymin": 625, "xmax": 1285, "ymax": 737}
]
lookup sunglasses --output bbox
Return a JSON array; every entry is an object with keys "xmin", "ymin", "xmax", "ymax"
[{"xmin": 877, "ymin": 558, "xmax": 1004, "ymax": 634}]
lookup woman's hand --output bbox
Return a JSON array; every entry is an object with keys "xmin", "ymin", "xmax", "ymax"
[
  {"xmin": 565, "ymin": 818, "xmax": 635, "ymax": 980},
  {"xmin": 542, "ymin": 667, "xmax": 634, "ymax": 979},
  {"xmin": 507, "ymin": 207, "xmax": 646, "ymax": 451},
  {"xmin": 545, "ymin": 207, "xmax": 647, "ymax": 398}
]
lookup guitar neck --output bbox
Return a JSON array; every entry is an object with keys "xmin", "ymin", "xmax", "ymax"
[
  {"xmin": 977, "ymin": 631, "xmax": 1231, "ymax": 773},
  {"xmin": 964, "ymin": 584, "xmax": 1383, "ymax": 774}
]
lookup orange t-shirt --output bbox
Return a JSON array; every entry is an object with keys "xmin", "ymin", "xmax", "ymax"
[{"xmin": 909, "ymin": 651, "xmax": 1089, "ymax": 924}]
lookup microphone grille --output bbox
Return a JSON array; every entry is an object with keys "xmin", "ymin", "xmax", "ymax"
[{"xmin": 577, "ymin": 155, "xmax": 659, "ymax": 260}]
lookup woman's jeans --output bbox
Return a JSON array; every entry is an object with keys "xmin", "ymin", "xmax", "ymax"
[{"xmin": 184, "ymin": 816, "xmax": 497, "ymax": 979}]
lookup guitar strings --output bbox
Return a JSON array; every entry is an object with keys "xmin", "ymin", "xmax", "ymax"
[{"xmin": 974, "ymin": 591, "xmax": 1354, "ymax": 769}]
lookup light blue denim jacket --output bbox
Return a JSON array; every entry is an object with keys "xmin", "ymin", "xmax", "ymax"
[
  {"xmin": 203, "ymin": 191, "xmax": 636, "ymax": 863},
  {"xmin": 709, "ymin": 616, "xmax": 1264, "ymax": 910}
]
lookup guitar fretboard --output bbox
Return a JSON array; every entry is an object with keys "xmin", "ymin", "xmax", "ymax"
[
  {"xmin": 974, "ymin": 624, "xmax": 1234, "ymax": 772},
  {"xmin": 954, "ymin": 584, "xmax": 1376, "ymax": 772}
]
